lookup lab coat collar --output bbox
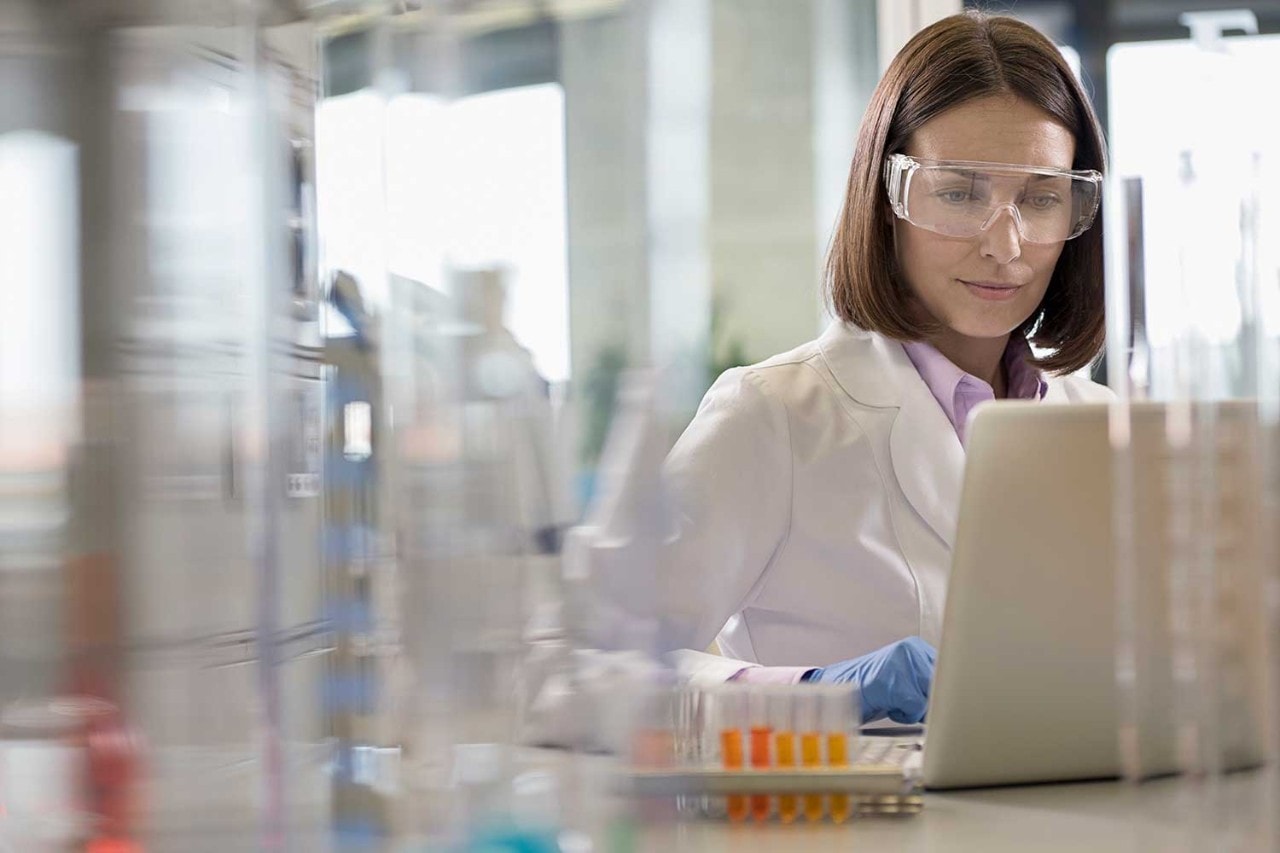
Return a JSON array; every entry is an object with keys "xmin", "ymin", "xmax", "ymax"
[
  {"xmin": 816, "ymin": 322, "xmax": 902, "ymax": 408},
  {"xmin": 818, "ymin": 321, "xmax": 965, "ymax": 549},
  {"xmin": 1042, "ymin": 378, "xmax": 1076, "ymax": 403}
]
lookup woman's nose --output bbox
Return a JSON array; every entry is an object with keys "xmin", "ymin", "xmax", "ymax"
[{"xmin": 978, "ymin": 205, "xmax": 1024, "ymax": 265}]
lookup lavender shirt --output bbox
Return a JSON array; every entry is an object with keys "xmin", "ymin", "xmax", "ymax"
[
  {"xmin": 901, "ymin": 335, "xmax": 1048, "ymax": 446},
  {"xmin": 731, "ymin": 335, "xmax": 1047, "ymax": 684}
]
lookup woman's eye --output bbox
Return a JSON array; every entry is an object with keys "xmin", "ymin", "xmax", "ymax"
[
  {"xmin": 937, "ymin": 189, "xmax": 973, "ymax": 204},
  {"xmin": 1024, "ymin": 194, "xmax": 1062, "ymax": 211}
]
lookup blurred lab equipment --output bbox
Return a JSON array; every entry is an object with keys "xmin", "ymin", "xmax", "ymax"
[
  {"xmin": 2, "ymin": 2, "xmax": 330, "ymax": 846},
  {"xmin": 1104, "ymin": 11, "xmax": 1280, "ymax": 848},
  {"xmin": 323, "ymin": 268, "xmax": 396, "ymax": 838},
  {"xmin": 0, "ymin": 0, "xmax": 977, "ymax": 847},
  {"xmin": 380, "ymin": 258, "xmax": 580, "ymax": 847},
  {"xmin": 561, "ymin": 370, "xmax": 672, "ymax": 659},
  {"xmin": 518, "ymin": 367, "xmax": 682, "ymax": 759}
]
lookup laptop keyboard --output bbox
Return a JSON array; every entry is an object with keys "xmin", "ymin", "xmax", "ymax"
[{"xmin": 856, "ymin": 736, "xmax": 924, "ymax": 775}]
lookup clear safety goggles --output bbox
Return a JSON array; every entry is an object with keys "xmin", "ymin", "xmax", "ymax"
[{"xmin": 883, "ymin": 154, "xmax": 1102, "ymax": 244}]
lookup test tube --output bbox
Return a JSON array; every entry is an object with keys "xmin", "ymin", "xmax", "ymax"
[
  {"xmin": 747, "ymin": 687, "xmax": 773, "ymax": 822},
  {"xmin": 823, "ymin": 684, "xmax": 858, "ymax": 824},
  {"xmin": 768, "ymin": 689, "xmax": 798, "ymax": 824},
  {"xmin": 629, "ymin": 680, "xmax": 676, "ymax": 770},
  {"xmin": 796, "ymin": 689, "xmax": 824, "ymax": 823},
  {"xmin": 717, "ymin": 686, "xmax": 748, "ymax": 823}
]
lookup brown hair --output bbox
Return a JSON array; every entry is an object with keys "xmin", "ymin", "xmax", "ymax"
[{"xmin": 825, "ymin": 11, "xmax": 1107, "ymax": 375}]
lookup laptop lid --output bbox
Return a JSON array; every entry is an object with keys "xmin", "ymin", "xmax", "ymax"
[{"xmin": 922, "ymin": 402, "xmax": 1267, "ymax": 789}]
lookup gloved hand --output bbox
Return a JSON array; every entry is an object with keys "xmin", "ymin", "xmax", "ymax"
[{"xmin": 806, "ymin": 636, "xmax": 936, "ymax": 724}]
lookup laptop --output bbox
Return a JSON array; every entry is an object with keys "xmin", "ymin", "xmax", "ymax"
[{"xmin": 919, "ymin": 401, "xmax": 1269, "ymax": 789}]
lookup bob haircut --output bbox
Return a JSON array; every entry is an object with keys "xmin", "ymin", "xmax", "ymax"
[{"xmin": 825, "ymin": 11, "xmax": 1107, "ymax": 375}]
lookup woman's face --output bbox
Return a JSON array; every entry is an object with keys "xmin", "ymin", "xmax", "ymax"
[{"xmin": 895, "ymin": 94, "xmax": 1076, "ymax": 342}]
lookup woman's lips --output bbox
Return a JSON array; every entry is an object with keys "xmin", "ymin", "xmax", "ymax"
[{"xmin": 960, "ymin": 280, "xmax": 1022, "ymax": 301}]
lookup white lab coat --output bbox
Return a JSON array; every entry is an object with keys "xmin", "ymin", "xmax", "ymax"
[{"xmin": 656, "ymin": 322, "xmax": 1113, "ymax": 684}]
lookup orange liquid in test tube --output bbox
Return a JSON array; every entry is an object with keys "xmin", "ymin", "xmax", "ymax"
[
  {"xmin": 822, "ymin": 685, "xmax": 857, "ymax": 825},
  {"xmin": 749, "ymin": 725, "xmax": 773, "ymax": 822},
  {"xmin": 827, "ymin": 731, "xmax": 852, "ymax": 823},
  {"xmin": 766, "ymin": 688, "xmax": 798, "ymax": 824},
  {"xmin": 796, "ymin": 690, "xmax": 825, "ymax": 823},
  {"xmin": 721, "ymin": 728, "xmax": 748, "ymax": 822},
  {"xmin": 775, "ymin": 730, "xmax": 798, "ymax": 823},
  {"xmin": 800, "ymin": 731, "xmax": 824, "ymax": 822},
  {"xmin": 719, "ymin": 686, "xmax": 753, "ymax": 823}
]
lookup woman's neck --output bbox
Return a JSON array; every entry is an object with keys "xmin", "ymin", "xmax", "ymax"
[{"xmin": 928, "ymin": 330, "xmax": 1010, "ymax": 398}]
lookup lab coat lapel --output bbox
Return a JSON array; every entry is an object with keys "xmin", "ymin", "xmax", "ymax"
[
  {"xmin": 889, "ymin": 361, "xmax": 965, "ymax": 549},
  {"xmin": 818, "ymin": 323, "xmax": 964, "ymax": 549}
]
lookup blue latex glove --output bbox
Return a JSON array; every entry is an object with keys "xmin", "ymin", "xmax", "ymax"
[{"xmin": 807, "ymin": 637, "xmax": 936, "ymax": 724}]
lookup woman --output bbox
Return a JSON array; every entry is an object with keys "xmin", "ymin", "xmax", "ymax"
[{"xmin": 652, "ymin": 11, "xmax": 1113, "ymax": 723}]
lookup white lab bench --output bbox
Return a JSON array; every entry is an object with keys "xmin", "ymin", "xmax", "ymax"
[
  {"xmin": 629, "ymin": 768, "xmax": 1274, "ymax": 852},
  {"xmin": 125, "ymin": 752, "xmax": 1274, "ymax": 850}
]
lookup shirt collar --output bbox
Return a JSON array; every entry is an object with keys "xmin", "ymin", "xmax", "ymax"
[{"xmin": 902, "ymin": 334, "xmax": 1048, "ymax": 409}]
